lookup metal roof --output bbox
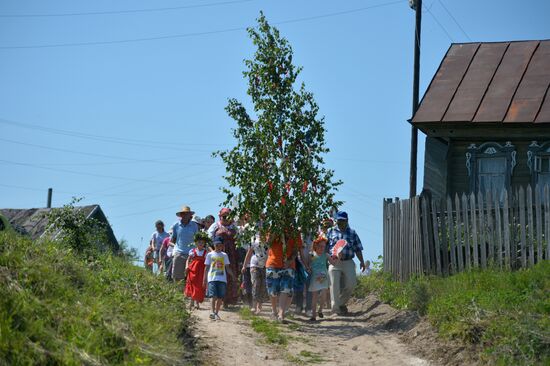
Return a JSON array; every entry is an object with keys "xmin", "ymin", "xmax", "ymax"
[{"xmin": 412, "ymin": 40, "xmax": 550, "ymax": 125}]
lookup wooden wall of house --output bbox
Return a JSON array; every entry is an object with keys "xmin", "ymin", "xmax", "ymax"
[
  {"xmin": 448, "ymin": 139, "xmax": 534, "ymax": 197},
  {"xmin": 423, "ymin": 137, "xmax": 448, "ymax": 200}
]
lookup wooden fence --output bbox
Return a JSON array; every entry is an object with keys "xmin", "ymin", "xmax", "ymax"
[{"xmin": 383, "ymin": 185, "xmax": 550, "ymax": 281}]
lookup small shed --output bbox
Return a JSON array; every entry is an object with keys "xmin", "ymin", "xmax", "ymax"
[
  {"xmin": 0, "ymin": 205, "xmax": 119, "ymax": 249},
  {"xmin": 412, "ymin": 40, "xmax": 550, "ymax": 200}
]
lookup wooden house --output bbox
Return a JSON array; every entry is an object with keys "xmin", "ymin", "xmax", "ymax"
[
  {"xmin": 412, "ymin": 40, "xmax": 550, "ymax": 200},
  {"xmin": 0, "ymin": 205, "xmax": 119, "ymax": 250}
]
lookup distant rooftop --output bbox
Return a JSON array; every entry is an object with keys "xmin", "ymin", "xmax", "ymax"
[
  {"xmin": 412, "ymin": 40, "xmax": 550, "ymax": 125},
  {"xmin": 0, "ymin": 205, "xmax": 118, "ymax": 248}
]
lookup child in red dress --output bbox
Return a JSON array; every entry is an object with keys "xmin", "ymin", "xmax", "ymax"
[{"xmin": 184, "ymin": 232, "xmax": 210, "ymax": 310}]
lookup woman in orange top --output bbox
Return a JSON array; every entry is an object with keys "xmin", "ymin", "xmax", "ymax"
[{"xmin": 265, "ymin": 231, "xmax": 303, "ymax": 323}]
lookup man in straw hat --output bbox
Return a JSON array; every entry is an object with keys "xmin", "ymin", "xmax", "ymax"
[{"xmin": 170, "ymin": 205, "xmax": 200, "ymax": 282}]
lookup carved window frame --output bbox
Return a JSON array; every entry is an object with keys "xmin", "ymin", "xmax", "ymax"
[
  {"xmin": 466, "ymin": 141, "xmax": 516, "ymax": 194},
  {"xmin": 527, "ymin": 141, "xmax": 550, "ymax": 189}
]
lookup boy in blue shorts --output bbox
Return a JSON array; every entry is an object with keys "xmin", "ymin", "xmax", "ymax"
[{"xmin": 203, "ymin": 236, "xmax": 234, "ymax": 320}]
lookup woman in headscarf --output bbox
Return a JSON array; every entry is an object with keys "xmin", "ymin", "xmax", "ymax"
[{"xmin": 208, "ymin": 208, "xmax": 239, "ymax": 306}]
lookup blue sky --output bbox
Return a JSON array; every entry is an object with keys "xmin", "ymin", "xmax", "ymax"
[{"xmin": 1, "ymin": 0, "xmax": 549, "ymax": 263}]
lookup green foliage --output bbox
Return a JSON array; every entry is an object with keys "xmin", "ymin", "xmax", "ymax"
[
  {"xmin": 0, "ymin": 231, "xmax": 195, "ymax": 365},
  {"xmin": 46, "ymin": 198, "xmax": 111, "ymax": 255},
  {"xmin": 215, "ymin": 13, "xmax": 342, "ymax": 244},
  {"xmin": 354, "ymin": 263, "xmax": 550, "ymax": 365}
]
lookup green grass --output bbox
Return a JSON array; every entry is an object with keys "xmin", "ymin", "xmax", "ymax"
[
  {"xmin": 0, "ymin": 231, "xmax": 195, "ymax": 365},
  {"xmin": 354, "ymin": 262, "xmax": 550, "ymax": 365},
  {"xmin": 239, "ymin": 308, "xmax": 288, "ymax": 345}
]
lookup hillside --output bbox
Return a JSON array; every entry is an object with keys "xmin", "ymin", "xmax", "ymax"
[{"xmin": 0, "ymin": 231, "xmax": 195, "ymax": 365}]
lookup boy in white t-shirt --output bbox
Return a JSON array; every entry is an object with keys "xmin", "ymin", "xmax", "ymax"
[{"xmin": 203, "ymin": 236, "xmax": 234, "ymax": 320}]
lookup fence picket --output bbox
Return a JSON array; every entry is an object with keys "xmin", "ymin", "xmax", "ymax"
[
  {"xmin": 415, "ymin": 197, "xmax": 423, "ymax": 275},
  {"xmin": 431, "ymin": 199, "xmax": 442, "ymax": 275},
  {"xmin": 535, "ymin": 186, "xmax": 543, "ymax": 264},
  {"xmin": 382, "ymin": 183, "xmax": 550, "ymax": 281},
  {"xmin": 447, "ymin": 196, "xmax": 456, "ymax": 274},
  {"xmin": 503, "ymin": 191, "xmax": 511, "ymax": 269},
  {"xmin": 527, "ymin": 185, "xmax": 535, "ymax": 267},
  {"xmin": 455, "ymin": 194, "xmax": 464, "ymax": 272},
  {"xmin": 486, "ymin": 190, "xmax": 495, "ymax": 265},
  {"xmin": 519, "ymin": 186, "xmax": 527, "ymax": 268},
  {"xmin": 478, "ymin": 191, "xmax": 487, "ymax": 269},
  {"xmin": 495, "ymin": 191, "xmax": 503, "ymax": 269},
  {"xmin": 511, "ymin": 189, "xmax": 519, "ymax": 268},
  {"xmin": 461, "ymin": 193, "xmax": 471, "ymax": 270},
  {"xmin": 440, "ymin": 198, "xmax": 449, "ymax": 276},
  {"xmin": 421, "ymin": 196, "xmax": 432, "ymax": 274},
  {"xmin": 470, "ymin": 192, "xmax": 479, "ymax": 268},
  {"xmin": 545, "ymin": 185, "xmax": 550, "ymax": 261}
]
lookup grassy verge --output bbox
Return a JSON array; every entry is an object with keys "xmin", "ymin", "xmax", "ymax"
[
  {"xmin": 0, "ymin": 231, "xmax": 194, "ymax": 365},
  {"xmin": 354, "ymin": 262, "xmax": 550, "ymax": 365},
  {"xmin": 239, "ymin": 308, "xmax": 287, "ymax": 345}
]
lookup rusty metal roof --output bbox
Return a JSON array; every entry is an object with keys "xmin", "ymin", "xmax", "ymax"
[{"xmin": 412, "ymin": 40, "xmax": 550, "ymax": 125}]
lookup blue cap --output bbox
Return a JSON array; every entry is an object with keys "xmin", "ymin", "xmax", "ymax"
[
  {"xmin": 213, "ymin": 236, "xmax": 224, "ymax": 245},
  {"xmin": 336, "ymin": 211, "xmax": 348, "ymax": 221}
]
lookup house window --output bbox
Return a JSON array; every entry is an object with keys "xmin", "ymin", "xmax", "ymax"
[
  {"xmin": 528, "ymin": 141, "xmax": 550, "ymax": 190},
  {"xmin": 466, "ymin": 142, "xmax": 516, "ymax": 196}
]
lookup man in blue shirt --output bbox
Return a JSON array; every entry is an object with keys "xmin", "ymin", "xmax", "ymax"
[
  {"xmin": 171, "ymin": 205, "xmax": 199, "ymax": 282},
  {"xmin": 326, "ymin": 211, "xmax": 366, "ymax": 315}
]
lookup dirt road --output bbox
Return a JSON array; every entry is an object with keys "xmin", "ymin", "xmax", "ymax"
[{"xmin": 193, "ymin": 296, "xmax": 435, "ymax": 366}]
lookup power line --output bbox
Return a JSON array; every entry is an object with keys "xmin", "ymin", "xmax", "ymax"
[
  {"xmin": 437, "ymin": 0, "xmax": 471, "ymax": 41},
  {"xmin": 0, "ymin": 118, "xmax": 220, "ymax": 151},
  {"xmin": 0, "ymin": 0, "xmax": 406, "ymax": 50},
  {"xmin": 113, "ymin": 195, "xmax": 222, "ymax": 219},
  {"xmin": 0, "ymin": 158, "xmax": 219, "ymax": 187},
  {"xmin": 0, "ymin": 0, "xmax": 252, "ymax": 18},
  {"xmin": 0, "ymin": 137, "xmax": 219, "ymax": 166},
  {"xmin": 423, "ymin": 4, "xmax": 454, "ymax": 42}
]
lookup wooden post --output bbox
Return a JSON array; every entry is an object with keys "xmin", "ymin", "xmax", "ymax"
[
  {"xmin": 527, "ymin": 185, "xmax": 535, "ymax": 267},
  {"xmin": 486, "ymin": 190, "xmax": 495, "ymax": 265},
  {"xmin": 470, "ymin": 192, "xmax": 479, "ymax": 268},
  {"xmin": 462, "ymin": 193, "xmax": 471, "ymax": 270},
  {"xmin": 495, "ymin": 190, "xmax": 503, "ymax": 268},
  {"xmin": 535, "ymin": 186, "xmax": 543, "ymax": 264},
  {"xmin": 421, "ymin": 196, "xmax": 432, "ymax": 274},
  {"xmin": 545, "ymin": 186, "xmax": 550, "ymax": 261},
  {"xmin": 519, "ymin": 186, "xmax": 527, "ymax": 268},
  {"xmin": 455, "ymin": 194, "xmax": 464, "ymax": 273},
  {"xmin": 431, "ymin": 199, "xmax": 442, "ymax": 275},
  {"xmin": 478, "ymin": 191, "xmax": 487, "ymax": 269},
  {"xmin": 440, "ymin": 198, "xmax": 449, "ymax": 275},
  {"xmin": 503, "ymin": 191, "xmax": 511, "ymax": 269},
  {"xmin": 447, "ymin": 196, "xmax": 456, "ymax": 274}
]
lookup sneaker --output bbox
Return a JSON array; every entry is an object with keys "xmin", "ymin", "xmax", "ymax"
[
  {"xmin": 209, "ymin": 313, "xmax": 216, "ymax": 320},
  {"xmin": 308, "ymin": 317, "xmax": 317, "ymax": 322},
  {"xmin": 339, "ymin": 305, "xmax": 349, "ymax": 314},
  {"xmin": 214, "ymin": 313, "xmax": 221, "ymax": 321},
  {"xmin": 318, "ymin": 311, "xmax": 324, "ymax": 319}
]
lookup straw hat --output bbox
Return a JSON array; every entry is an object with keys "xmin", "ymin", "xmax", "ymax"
[{"xmin": 176, "ymin": 205, "xmax": 195, "ymax": 217}]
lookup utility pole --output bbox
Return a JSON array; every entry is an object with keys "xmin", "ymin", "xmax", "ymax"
[
  {"xmin": 47, "ymin": 188, "xmax": 53, "ymax": 208},
  {"xmin": 409, "ymin": 0, "xmax": 422, "ymax": 198}
]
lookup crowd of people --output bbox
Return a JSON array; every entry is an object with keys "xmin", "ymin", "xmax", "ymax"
[{"xmin": 144, "ymin": 205, "xmax": 370, "ymax": 322}]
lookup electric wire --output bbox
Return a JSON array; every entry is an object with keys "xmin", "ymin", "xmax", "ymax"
[
  {"xmin": 0, "ymin": 0, "xmax": 406, "ymax": 50},
  {"xmin": 0, "ymin": 0, "xmax": 252, "ymax": 18},
  {"xmin": 437, "ymin": 0, "xmax": 471, "ymax": 41}
]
